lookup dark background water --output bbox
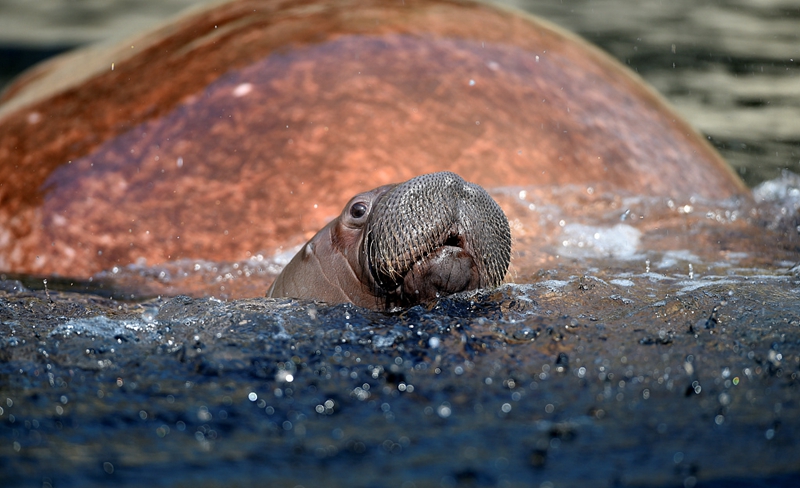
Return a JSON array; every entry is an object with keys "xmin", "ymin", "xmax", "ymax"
[
  {"xmin": 0, "ymin": 0, "xmax": 798, "ymax": 186},
  {"xmin": 506, "ymin": 0, "xmax": 800, "ymax": 186}
]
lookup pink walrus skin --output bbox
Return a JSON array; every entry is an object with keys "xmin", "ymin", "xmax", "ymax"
[{"xmin": 0, "ymin": 0, "xmax": 747, "ymax": 299}]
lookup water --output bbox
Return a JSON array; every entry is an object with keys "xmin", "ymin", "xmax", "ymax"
[
  {"xmin": 2, "ymin": 268, "xmax": 799, "ymax": 486},
  {"xmin": 2, "ymin": 176, "xmax": 799, "ymax": 486},
  {"xmin": 1, "ymin": 1, "xmax": 799, "ymax": 485},
  {"xmin": 501, "ymin": 0, "xmax": 800, "ymax": 186}
]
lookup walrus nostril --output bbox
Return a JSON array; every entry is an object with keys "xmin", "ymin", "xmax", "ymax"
[{"xmin": 444, "ymin": 234, "xmax": 462, "ymax": 248}]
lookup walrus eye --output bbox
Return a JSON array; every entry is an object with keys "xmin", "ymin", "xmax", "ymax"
[{"xmin": 350, "ymin": 202, "xmax": 368, "ymax": 219}]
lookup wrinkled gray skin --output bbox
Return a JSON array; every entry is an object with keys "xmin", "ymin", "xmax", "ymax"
[{"xmin": 267, "ymin": 172, "xmax": 511, "ymax": 311}]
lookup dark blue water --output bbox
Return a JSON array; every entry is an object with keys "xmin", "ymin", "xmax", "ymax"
[{"xmin": 2, "ymin": 248, "xmax": 799, "ymax": 486}]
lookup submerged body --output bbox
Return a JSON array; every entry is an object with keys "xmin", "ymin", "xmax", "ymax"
[{"xmin": 268, "ymin": 172, "xmax": 511, "ymax": 311}]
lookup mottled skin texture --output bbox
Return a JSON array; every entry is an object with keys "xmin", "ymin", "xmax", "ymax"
[
  {"xmin": 0, "ymin": 0, "xmax": 749, "ymax": 298},
  {"xmin": 268, "ymin": 172, "xmax": 512, "ymax": 310}
]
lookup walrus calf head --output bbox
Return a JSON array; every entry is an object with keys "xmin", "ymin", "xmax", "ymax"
[{"xmin": 268, "ymin": 172, "xmax": 511, "ymax": 311}]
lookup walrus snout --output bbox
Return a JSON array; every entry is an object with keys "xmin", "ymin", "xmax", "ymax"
[
  {"xmin": 268, "ymin": 172, "xmax": 511, "ymax": 310},
  {"xmin": 363, "ymin": 172, "xmax": 511, "ymax": 306}
]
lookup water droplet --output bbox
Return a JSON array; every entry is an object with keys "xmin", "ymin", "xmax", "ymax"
[{"xmin": 233, "ymin": 83, "xmax": 253, "ymax": 97}]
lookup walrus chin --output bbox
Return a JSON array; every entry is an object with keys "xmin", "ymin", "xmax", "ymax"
[{"xmin": 381, "ymin": 235, "xmax": 482, "ymax": 310}]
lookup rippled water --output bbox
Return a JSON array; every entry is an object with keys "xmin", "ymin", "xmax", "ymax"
[
  {"xmin": 2, "ymin": 270, "xmax": 799, "ymax": 487},
  {"xmin": 503, "ymin": 0, "xmax": 800, "ymax": 186},
  {"xmin": 2, "ymin": 174, "xmax": 799, "ymax": 487}
]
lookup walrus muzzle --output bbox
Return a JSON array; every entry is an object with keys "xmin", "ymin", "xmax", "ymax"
[
  {"xmin": 363, "ymin": 172, "xmax": 511, "ymax": 308},
  {"xmin": 268, "ymin": 171, "xmax": 511, "ymax": 310}
]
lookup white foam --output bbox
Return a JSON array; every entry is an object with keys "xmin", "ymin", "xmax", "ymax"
[
  {"xmin": 559, "ymin": 223, "xmax": 641, "ymax": 259},
  {"xmin": 49, "ymin": 316, "xmax": 152, "ymax": 340},
  {"xmin": 610, "ymin": 279, "xmax": 635, "ymax": 287}
]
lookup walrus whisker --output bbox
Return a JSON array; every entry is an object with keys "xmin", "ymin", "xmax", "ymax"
[{"xmin": 363, "ymin": 172, "xmax": 510, "ymax": 294}]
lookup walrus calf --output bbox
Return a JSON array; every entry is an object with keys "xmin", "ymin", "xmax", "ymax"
[
  {"xmin": 0, "ymin": 0, "xmax": 752, "ymax": 298},
  {"xmin": 268, "ymin": 172, "xmax": 511, "ymax": 311}
]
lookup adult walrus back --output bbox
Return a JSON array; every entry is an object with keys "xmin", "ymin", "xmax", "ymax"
[
  {"xmin": 0, "ymin": 0, "xmax": 748, "ymax": 298},
  {"xmin": 268, "ymin": 172, "xmax": 511, "ymax": 310}
]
